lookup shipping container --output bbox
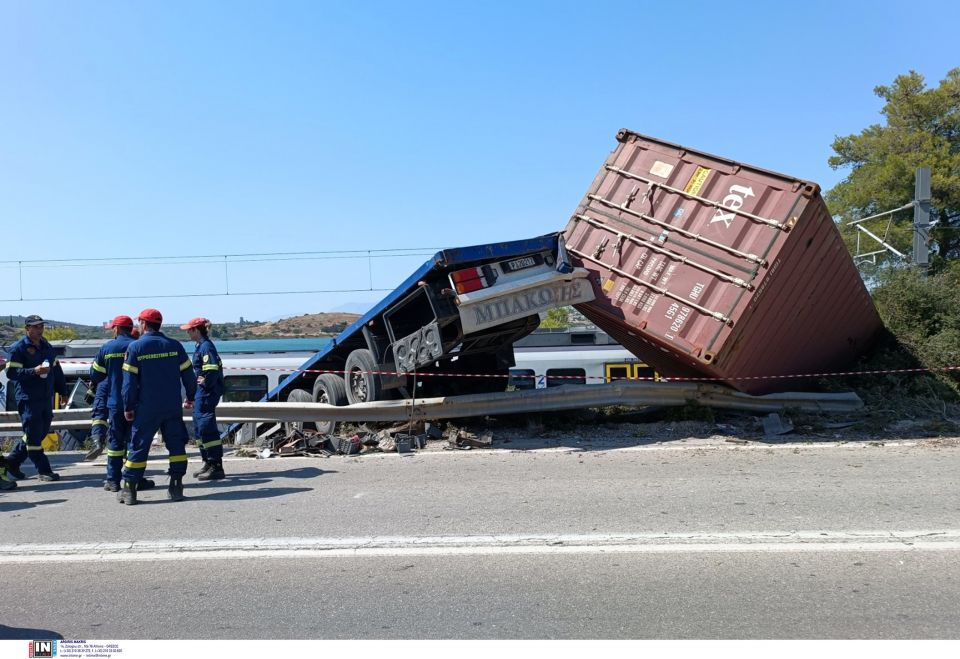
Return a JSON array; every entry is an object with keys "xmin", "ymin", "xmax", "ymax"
[{"xmin": 563, "ymin": 129, "xmax": 882, "ymax": 393}]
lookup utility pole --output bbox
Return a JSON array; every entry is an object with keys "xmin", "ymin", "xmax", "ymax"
[{"xmin": 912, "ymin": 167, "xmax": 931, "ymax": 274}]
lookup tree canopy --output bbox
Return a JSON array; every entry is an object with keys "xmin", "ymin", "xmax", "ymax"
[
  {"xmin": 827, "ymin": 68, "xmax": 960, "ymax": 273},
  {"xmin": 539, "ymin": 306, "xmax": 570, "ymax": 329}
]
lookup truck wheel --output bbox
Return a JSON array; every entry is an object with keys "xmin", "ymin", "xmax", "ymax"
[
  {"xmin": 313, "ymin": 374, "xmax": 347, "ymax": 435},
  {"xmin": 345, "ymin": 348, "xmax": 382, "ymax": 404},
  {"xmin": 284, "ymin": 388, "xmax": 315, "ymax": 437}
]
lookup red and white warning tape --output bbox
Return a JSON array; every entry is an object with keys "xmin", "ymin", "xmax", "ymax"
[{"xmin": 59, "ymin": 360, "xmax": 960, "ymax": 383}]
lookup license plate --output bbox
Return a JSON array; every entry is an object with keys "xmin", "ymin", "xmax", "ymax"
[{"xmin": 501, "ymin": 255, "xmax": 539, "ymax": 273}]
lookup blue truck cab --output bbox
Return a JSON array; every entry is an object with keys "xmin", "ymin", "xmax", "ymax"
[{"xmin": 266, "ymin": 233, "xmax": 594, "ymax": 411}]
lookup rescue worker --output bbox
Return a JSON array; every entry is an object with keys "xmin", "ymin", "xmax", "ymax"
[
  {"xmin": 181, "ymin": 317, "xmax": 226, "ymax": 480},
  {"xmin": 83, "ymin": 377, "xmax": 109, "ymax": 461},
  {"xmin": 89, "ymin": 315, "xmax": 155, "ymax": 492},
  {"xmin": 0, "ymin": 353, "xmax": 12, "ymax": 490},
  {"xmin": 2, "ymin": 315, "xmax": 69, "ymax": 482},
  {"xmin": 119, "ymin": 308, "xmax": 196, "ymax": 505}
]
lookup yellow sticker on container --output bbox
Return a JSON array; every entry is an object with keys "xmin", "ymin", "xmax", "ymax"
[
  {"xmin": 602, "ymin": 279, "xmax": 615, "ymax": 292},
  {"xmin": 683, "ymin": 166, "xmax": 711, "ymax": 196}
]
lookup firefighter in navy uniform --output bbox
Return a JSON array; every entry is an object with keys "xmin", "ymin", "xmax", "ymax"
[
  {"xmin": 119, "ymin": 308, "xmax": 197, "ymax": 505},
  {"xmin": 84, "ymin": 377, "xmax": 109, "ymax": 461},
  {"xmin": 181, "ymin": 317, "xmax": 226, "ymax": 480},
  {"xmin": 2, "ymin": 315, "xmax": 69, "ymax": 482},
  {"xmin": 89, "ymin": 315, "xmax": 156, "ymax": 492},
  {"xmin": 0, "ymin": 352, "xmax": 15, "ymax": 490}
]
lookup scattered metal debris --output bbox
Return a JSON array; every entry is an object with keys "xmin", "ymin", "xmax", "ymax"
[
  {"xmin": 448, "ymin": 430, "xmax": 493, "ymax": 449},
  {"xmin": 762, "ymin": 413, "xmax": 795, "ymax": 437},
  {"xmin": 822, "ymin": 421, "xmax": 861, "ymax": 430}
]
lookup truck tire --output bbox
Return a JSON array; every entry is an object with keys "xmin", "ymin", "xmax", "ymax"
[
  {"xmin": 345, "ymin": 348, "xmax": 382, "ymax": 404},
  {"xmin": 284, "ymin": 388, "xmax": 316, "ymax": 437},
  {"xmin": 312, "ymin": 373, "xmax": 347, "ymax": 435}
]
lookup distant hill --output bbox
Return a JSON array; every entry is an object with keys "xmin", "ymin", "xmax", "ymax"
[
  {"xmin": 0, "ymin": 311, "xmax": 362, "ymax": 344},
  {"xmin": 243, "ymin": 312, "xmax": 360, "ymax": 337}
]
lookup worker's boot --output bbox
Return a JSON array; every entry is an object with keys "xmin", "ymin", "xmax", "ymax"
[
  {"xmin": 84, "ymin": 438, "xmax": 104, "ymax": 461},
  {"xmin": 38, "ymin": 471, "xmax": 60, "ymax": 482},
  {"xmin": 137, "ymin": 478, "xmax": 156, "ymax": 491},
  {"xmin": 103, "ymin": 480, "xmax": 120, "ymax": 492},
  {"xmin": 193, "ymin": 460, "xmax": 212, "ymax": 478},
  {"xmin": 4, "ymin": 462, "xmax": 26, "ymax": 480},
  {"xmin": 167, "ymin": 475, "xmax": 185, "ymax": 502},
  {"xmin": 118, "ymin": 481, "xmax": 138, "ymax": 505},
  {"xmin": 196, "ymin": 460, "xmax": 224, "ymax": 481},
  {"xmin": 0, "ymin": 469, "xmax": 16, "ymax": 491}
]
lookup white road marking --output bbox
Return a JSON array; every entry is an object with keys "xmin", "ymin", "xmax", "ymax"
[{"xmin": 2, "ymin": 530, "xmax": 958, "ymax": 563}]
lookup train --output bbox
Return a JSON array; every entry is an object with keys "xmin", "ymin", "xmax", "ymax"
[{"xmin": 2, "ymin": 329, "xmax": 654, "ymax": 416}]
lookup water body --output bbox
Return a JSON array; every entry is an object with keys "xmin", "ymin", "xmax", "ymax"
[{"xmin": 192, "ymin": 337, "xmax": 333, "ymax": 354}]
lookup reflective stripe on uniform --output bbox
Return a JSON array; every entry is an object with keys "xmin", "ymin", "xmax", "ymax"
[
  {"xmin": 92, "ymin": 363, "xmax": 107, "ymax": 373},
  {"xmin": 107, "ymin": 449, "xmax": 126, "ymax": 458},
  {"xmin": 201, "ymin": 439, "xmax": 222, "ymax": 449},
  {"xmin": 122, "ymin": 363, "xmax": 139, "ymax": 374},
  {"xmin": 179, "ymin": 359, "xmax": 192, "ymax": 372},
  {"xmin": 27, "ymin": 445, "xmax": 43, "ymax": 451},
  {"xmin": 201, "ymin": 364, "xmax": 220, "ymax": 371},
  {"xmin": 6, "ymin": 361, "xmax": 23, "ymax": 369},
  {"xmin": 91, "ymin": 419, "xmax": 109, "ymax": 427},
  {"xmin": 168, "ymin": 455, "xmax": 188, "ymax": 463},
  {"xmin": 124, "ymin": 460, "xmax": 147, "ymax": 469}
]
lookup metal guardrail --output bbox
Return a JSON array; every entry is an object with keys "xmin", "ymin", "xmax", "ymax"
[{"xmin": 0, "ymin": 381, "xmax": 863, "ymax": 432}]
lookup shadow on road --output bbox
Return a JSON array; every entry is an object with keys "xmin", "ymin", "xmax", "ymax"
[
  {"xmin": 0, "ymin": 498, "xmax": 69, "ymax": 513},
  {"xmin": 179, "ymin": 486, "xmax": 313, "ymax": 502},
  {"xmin": 179, "ymin": 466, "xmax": 335, "ymax": 491},
  {"xmin": 5, "ymin": 473, "xmax": 107, "ymax": 494},
  {"xmin": 0, "ymin": 624, "xmax": 63, "ymax": 640}
]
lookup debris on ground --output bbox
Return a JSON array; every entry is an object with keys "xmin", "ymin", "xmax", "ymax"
[
  {"xmin": 229, "ymin": 404, "xmax": 960, "ymax": 458},
  {"xmin": 762, "ymin": 413, "xmax": 795, "ymax": 437}
]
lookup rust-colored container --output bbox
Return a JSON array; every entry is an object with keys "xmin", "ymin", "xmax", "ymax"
[{"xmin": 563, "ymin": 129, "xmax": 882, "ymax": 393}]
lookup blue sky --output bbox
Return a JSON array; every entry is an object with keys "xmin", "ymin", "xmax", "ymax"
[{"xmin": 1, "ymin": 0, "xmax": 957, "ymax": 327}]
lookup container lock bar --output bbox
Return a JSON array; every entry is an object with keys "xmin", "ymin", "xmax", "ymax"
[
  {"xmin": 604, "ymin": 165, "xmax": 790, "ymax": 231},
  {"xmin": 574, "ymin": 214, "xmax": 753, "ymax": 290},
  {"xmin": 587, "ymin": 194, "xmax": 765, "ymax": 266},
  {"xmin": 569, "ymin": 247, "xmax": 732, "ymax": 325}
]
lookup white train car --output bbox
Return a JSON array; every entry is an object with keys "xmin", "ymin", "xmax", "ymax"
[
  {"xmin": 5, "ymin": 330, "xmax": 656, "ymax": 413},
  {"xmin": 509, "ymin": 344, "xmax": 657, "ymax": 390},
  {"xmin": 54, "ymin": 352, "xmax": 314, "ymax": 407}
]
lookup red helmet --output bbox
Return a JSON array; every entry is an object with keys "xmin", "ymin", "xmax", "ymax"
[
  {"xmin": 104, "ymin": 315, "xmax": 134, "ymax": 329},
  {"xmin": 137, "ymin": 308, "xmax": 163, "ymax": 325},
  {"xmin": 179, "ymin": 317, "xmax": 210, "ymax": 331}
]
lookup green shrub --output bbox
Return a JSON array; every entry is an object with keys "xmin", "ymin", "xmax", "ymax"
[{"xmin": 842, "ymin": 263, "xmax": 960, "ymax": 414}]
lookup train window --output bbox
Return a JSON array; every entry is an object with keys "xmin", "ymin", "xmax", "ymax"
[
  {"xmin": 633, "ymin": 364, "xmax": 657, "ymax": 381},
  {"xmin": 605, "ymin": 364, "xmax": 631, "ymax": 383},
  {"xmin": 546, "ymin": 368, "xmax": 586, "ymax": 387},
  {"xmin": 224, "ymin": 375, "xmax": 269, "ymax": 402},
  {"xmin": 507, "ymin": 368, "xmax": 536, "ymax": 391}
]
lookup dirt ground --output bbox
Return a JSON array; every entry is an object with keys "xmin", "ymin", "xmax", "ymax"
[{"xmin": 240, "ymin": 406, "xmax": 960, "ymax": 458}]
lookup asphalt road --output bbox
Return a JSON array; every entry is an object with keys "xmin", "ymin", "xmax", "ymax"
[{"xmin": 2, "ymin": 437, "xmax": 959, "ymax": 639}]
